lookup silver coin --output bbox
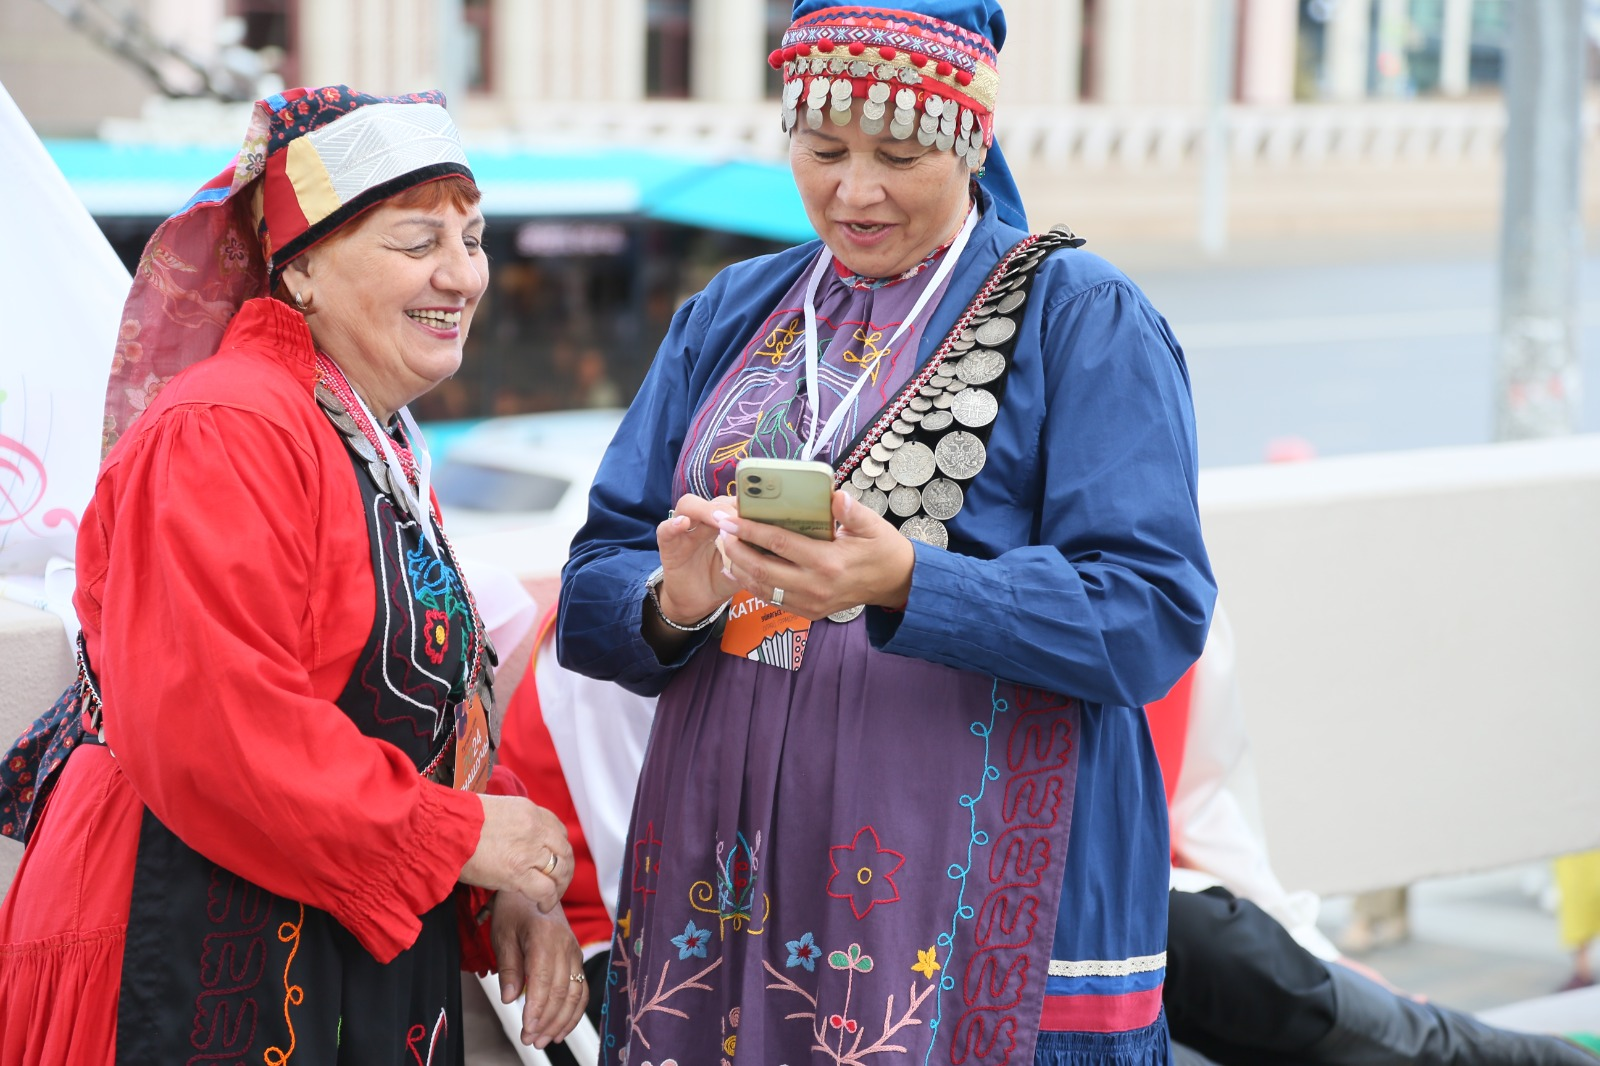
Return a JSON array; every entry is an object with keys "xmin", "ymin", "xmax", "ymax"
[
  {"xmin": 840, "ymin": 480, "xmax": 863, "ymax": 501},
  {"xmin": 935, "ymin": 131, "xmax": 955, "ymax": 153},
  {"xmin": 869, "ymin": 441, "xmax": 893, "ymax": 463},
  {"xmin": 828, "ymin": 605, "xmax": 866, "ymax": 624},
  {"xmin": 919, "ymin": 112, "xmax": 938, "ymax": 134},
  {"xmin": 862, "ymin": 100, "xmax": 886, "ymax": 120},
  {"xmin": 899, "ymin": 515, "xmax": 949, "ymax": 549},
  {"xmin": 924, "ymin": 95, "xmax": 944, "ymax": 117},
  {"xmin": 829, "ymin": 56, "xmax": 847, "ymax": 74},
  {"xmin": 900, "ymin": 406, "xmax": 924, "ymax": 423},
  {"xmin": 849, "ymin": 60, "xmax": 870, "ymax": 78},
  {"xmin": 895, "ymin": 88, "xmax": 916, "ymax": 109},
  {"xmin": 892, "ymin": 418, "xmax": 915, "ymax": 435},
  {"xmin": 959, "ymin": 326, "xmax": 977, "ymax": 344},
  {"xmin": 932, "ymin": 392, "xmax": 954, "ymax": 409},
  {"xmin": 946, "ymin": 378, "xmax": 968, "ymax": 392},
  {"xmin": 898, "ymin": 67, "xmax": 922, "ymax": 84},
  {"xmin": 951, "ymin": 387, "xmax": 998, "ymax": 428},
  {"xmin": 888, "ymin": 485, "xmax": 923, "ymax": 517},
  {"xmin": 861, "ymin": 455, "xmax": 885, "ymax": 478},
  {"xmin": 809, "ymin": 77, "xmax": 831, "ymax": 102},
  {"xmin": 909, "ymin": 396, "xmax": 933, "ymax": 412},
  {"xmin": 955, "ymin": 347, "xmax": 1005, "ymax": 385},
  {"xmin": 921, "ymin": 478, "xmax": 964, "ymax": 521},
  {"xmin": 782, "ymin": 106, "xmax": 798, "ymax": 130},
  {"xmin": 997, "ymin": 289, "xmax": 1027, "ymax": 315},
  {"xmin": 784, "ymin": 79, "xmax": 804, "ymax": 103},
  {"xmin": 874, "ymin": 469, "xmax": 898, "ymax": 491},
  {"xmin": 851, "ymin": 466, "xmax": 875, "ymax": 489},
  {"xmin": 949, "ymin": 335, "xmax": 976, "ymax": 352},
  {"xmin": 880, "ymin": 429, "xmax": 904, "ymax": 448},
  {"xmin": 806, "ymin": 107, "xmax": 824, "ymax": 130},
  {"xmin": 936, "ymin": 431, "xmax": 986, "ymax": 479},
  {"xmin": 889, "ymin": 118, "xmax": 915, "ymax": 140},
  {"xmin": 831, "ymin": 79, "xmax": 853, "ymax": 103},
  {"xmin": 974, "ymin": 317, "xmax": 1018, "ymax": 347},
  {"xmin": 348, "ymin": 432, "xmax": 380, "ymax": 464},
  {"xmin": 830, "ymin": 106, "xmax": 852, "ymax": 126},
  {"xmin": 960, "ymin": 107, "xmax": 975, "ymax": 131},
  {"xmin": 859, "ymin": 487, "xmax": 889, "ymax": 516},
  {"xmin": 916, "ymin": 127, "xmax": 937, "ymax": 147},
  {"xmin": 929, "ymin": 374, "xmax": 953, "ymax": 389},
  {"xmin": 887, "ymin": 440, "xmax": 936, "ymax": 487},
  {"xmin": 919, "ymin": 409, "xmax": 954, "ymax": 432},
  {"xmin": 919, "ymin": 385, "xmax": 941, "ymax": 398},
  {"xmin": 868, "ymin": 82, "xmax": 891, "ymax": 104},
  {"xmin": 860, "ymin": 114, "xmax": 886, "ymax": 136}
]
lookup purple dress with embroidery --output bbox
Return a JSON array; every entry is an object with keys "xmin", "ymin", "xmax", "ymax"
[{"xmin": 604, "ymin": 251, "xmax": 1083, "ymax": 1065}]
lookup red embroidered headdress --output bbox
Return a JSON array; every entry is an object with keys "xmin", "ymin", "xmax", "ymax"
[
  {"xmin": 770, "ymin": 5, "xmax": 1000, "ymax": 169},
  {"xmin": 103, "ymin": 86, "xmax": 474, "ymax": 452}
]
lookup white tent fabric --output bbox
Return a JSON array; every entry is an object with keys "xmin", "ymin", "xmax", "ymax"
[{"xmin": 0, "ymin": 80, "xmax": 128, "ymax": 614}]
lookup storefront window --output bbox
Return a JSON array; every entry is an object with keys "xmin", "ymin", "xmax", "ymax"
[{"xmin": 646, "ymin": 0, "xmax": 693, "ymax": 98}]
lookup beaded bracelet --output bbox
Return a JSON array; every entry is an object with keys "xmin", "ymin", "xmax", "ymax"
[{"xmin": 646, "ymin": 567, "xmax": 729, "ymax": 632}]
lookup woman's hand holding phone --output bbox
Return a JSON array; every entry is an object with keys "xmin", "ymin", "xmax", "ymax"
[
  {"xmin": 715, "ymin": 489, "xmax": 915, "ymax": 620},
  {"xmin": 654, "ymin": 493, "xmax": 742, "ymax": 626}
]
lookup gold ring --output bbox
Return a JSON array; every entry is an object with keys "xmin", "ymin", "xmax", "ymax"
[
  {"xmin": 542, "ymin": 852, "xmax": 559, "ymax": 877},
  {"xmin": 569, "ymin": 973, "xmax": 586, "ymax": 982}
]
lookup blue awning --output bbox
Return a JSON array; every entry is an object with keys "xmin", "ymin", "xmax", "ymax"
[{"xmin": 42, "ymin": 139, "xmax": 814, "ymax": 244}]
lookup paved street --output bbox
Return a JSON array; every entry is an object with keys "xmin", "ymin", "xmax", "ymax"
[{"xmin": 1110, "ymin": 234, "xmax": 1600, "ymax": 468}]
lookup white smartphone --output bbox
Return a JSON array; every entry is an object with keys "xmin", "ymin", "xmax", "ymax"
[{"xmin": 735, "ymin": 458, "xmax": 836, "ymax": 541}]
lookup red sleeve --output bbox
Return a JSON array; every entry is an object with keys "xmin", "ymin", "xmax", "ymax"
[{"xmin": 85, "ymin": 403, "xmax": 484, "ymax": 964}]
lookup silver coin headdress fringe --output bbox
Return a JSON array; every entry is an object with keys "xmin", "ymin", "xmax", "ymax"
[{"xmin": 770, "ymin": 6, "xmax": 999, "ymax": 168}]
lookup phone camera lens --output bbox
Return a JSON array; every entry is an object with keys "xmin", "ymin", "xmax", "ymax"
[
  {"xmin": 746, "ymin": 485, "xmax": 764, "ymax": 495},
  {"xmin": 747, "ymin": 475, "xmax": 763, "ymax": 483}
]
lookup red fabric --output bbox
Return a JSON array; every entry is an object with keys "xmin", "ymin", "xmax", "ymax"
[
  {"xmin": 1144, "ymin": 665, "xmax": 1196, "ymax": 809},
  {"xmin": 0, "ymin": 299, "xmax": 485, "ymax": 1062},
  {"xmin": 1038, "ymin": 987, "xmax": 1165, "ymax": 1034},
  {"xmin": 495, "ymin": 606, "xmax": 614, "ymax": 951}
]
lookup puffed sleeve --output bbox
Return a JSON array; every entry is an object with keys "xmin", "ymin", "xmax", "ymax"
[
  {"xmin": 558, "ymin": 292, "xmax": 716, "ymax": 696},
  {"xmin": 867, "ymin": 275, "xmax": 1216, "ymax": 706},
  {"xmin": 86, "ymin": 403, "xmax": 484, "ymax": 964}
]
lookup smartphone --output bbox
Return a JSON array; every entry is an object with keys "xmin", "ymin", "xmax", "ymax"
[{"xmin": 735, "ymin": 458, "xmax": 836, "ymax": 541}]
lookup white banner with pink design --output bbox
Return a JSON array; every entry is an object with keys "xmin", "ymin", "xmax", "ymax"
[{"xmin": 0, "ymin": 81, "xmax": 128, "ymax": 620}]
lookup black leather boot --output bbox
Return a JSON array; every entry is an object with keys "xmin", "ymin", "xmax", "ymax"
[{"xmin": 1308, "ymin": 965, "xmax": 1599, "ymax": 1066}]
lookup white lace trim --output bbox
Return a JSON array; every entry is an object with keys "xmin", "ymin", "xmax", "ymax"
[{"xmin": 1047, "ymin": 952, "xmax": 1167, "ymax": 978}]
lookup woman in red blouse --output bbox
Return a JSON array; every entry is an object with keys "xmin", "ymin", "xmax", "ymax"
[{"xmin": 0, "ymin": 87, "xmax": 585, "ymax": 1064}]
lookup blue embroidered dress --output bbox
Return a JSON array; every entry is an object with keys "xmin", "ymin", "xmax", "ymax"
[{"xmin": 559, "ymin": 191, "xmax": 1215, "ymax": 1066}]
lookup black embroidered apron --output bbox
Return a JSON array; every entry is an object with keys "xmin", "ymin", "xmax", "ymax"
[{"xmin": 116, "ymin": 440, "xmax": 479, "ymax": 1065}]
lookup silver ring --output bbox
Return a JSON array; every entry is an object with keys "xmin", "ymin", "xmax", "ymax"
[
  {"xmin": 771, "ymin": 586, "xmax": 785, "ymax": 607},
  {"xmin": 542, "ymin": 852, "xmax": 559, "ymax": 877}
]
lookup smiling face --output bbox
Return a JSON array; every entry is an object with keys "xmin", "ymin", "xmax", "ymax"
[
  {"xmin": 789, "ymin": 112, "xmax": 977, "ymax": 279},
  {"xmin": 281, "ymin": 188, "xmax": 488, "ymax": 422}
]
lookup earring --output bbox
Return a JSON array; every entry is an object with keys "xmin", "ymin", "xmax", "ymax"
[
  {"xmin": 291, "ymin": 290, "xmax": 311, "ymax": 313},
  {"xmin": 975, "ymin": 166, "xmax": 987, "ymax": 179}
]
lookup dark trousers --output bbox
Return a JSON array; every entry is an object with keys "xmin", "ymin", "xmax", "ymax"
[{"xmin": 1164, "ymin": 887, "xmax": 1597, "ymax": 1066}]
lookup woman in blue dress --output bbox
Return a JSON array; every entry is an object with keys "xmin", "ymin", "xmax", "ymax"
[{"xmin": 560, "ymin": 3, "xmax": 1215, "ymax": 1062}]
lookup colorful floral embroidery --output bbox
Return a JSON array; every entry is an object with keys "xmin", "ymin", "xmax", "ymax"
[
  {"xmin": 423, "ymin": 609, "xmax": 449, "ymax": 665},
  {"xmin": 672, "ymin": 920, "xmax": 711, "ymax": 960},
  {"xmin": 827, "ymin": 943, "xmax": 874, "ymax": 974},
  {"xmin": 911, "ymin": 946, "xmax": 941, "ymax": 979},
  {"xmin": 786, "ymin": 931, "xmax": 821, "ymax": 971},
  {"xmin": 406, "ymin": 545, "xmax": 469, "ymax": 624},
  {"xmin": 633, "ymin": 822, "xmax": 663, "ymax": 900},
  {"xmin": 826, "ymin": 826, "xmax": 905, "ymax": 920},
  {"xmin": 765, "ymin": 939, "xmax": 935, "ymax": 1065},
  {"xmin": 689, "ymin": 831, "xmax": 769, "ymax": 936}
]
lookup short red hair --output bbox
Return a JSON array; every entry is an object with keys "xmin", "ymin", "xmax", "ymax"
[{"xmin": 384, "ymin": 174, "xmax": 482, "ymax": 213}]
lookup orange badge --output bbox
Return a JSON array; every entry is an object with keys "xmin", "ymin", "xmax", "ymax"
[
  {"xmin": 720, "ymin": 591, "xmax": 812, "ymax": 671},
  {"xmin": 452, "ymin": 691, "xmax": 492, "ymax": 793}
]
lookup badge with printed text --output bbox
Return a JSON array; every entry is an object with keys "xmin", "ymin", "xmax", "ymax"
[
  {"xmin": 720, "ymin": 591, "xmax": 812, "ymax": 671},
  {"xmin": 452, "ymin": 691, "xmax": 492, "ymax": 793}
]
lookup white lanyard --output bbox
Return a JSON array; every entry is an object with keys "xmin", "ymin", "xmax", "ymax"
[
  {"xmin": 799, "ymin": 204, "xmax": 979, "ymax": 462},
  {"xmin": 345, "ymin": 385, "xmax": 438, "ymax": 551}
]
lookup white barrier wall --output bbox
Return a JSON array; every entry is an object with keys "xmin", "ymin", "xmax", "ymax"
[
  {"xmin": 1201, "ymin": 435, "xmax": 1600, "ymax": 895},
  {"xmin": 3, "ymin": 436, "xmax": 1600, "ymax": 899}
]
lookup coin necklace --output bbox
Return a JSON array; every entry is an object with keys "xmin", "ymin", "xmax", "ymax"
[
  {"xmin": 832, "ymin": 223, "xmax": 1088, "ymax": 559},
  {"xmin": 797, "ymin": 204, "xmax": 978, "ymax": 461}
]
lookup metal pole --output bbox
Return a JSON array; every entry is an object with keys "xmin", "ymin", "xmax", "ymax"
[
  {"xmin": 1494, "ymin": 0, "xmax": 1585, "ymax": 441},
  {"xmin": 1200, "ymin": 0, "xmax": 1237, "ymax": 257}
]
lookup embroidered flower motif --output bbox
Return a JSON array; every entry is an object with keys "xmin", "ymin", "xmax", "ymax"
[
  {"xmin": 828, "ymin": 1013, "xmax": 860, "ymax": 1033},
  {"xmin": 617, "ymin": 909, "xmax": 632, "ymax": 940},
  {"xmin": 633, "ymin": 822, "xmax": 663, "ymax": 899},
  {"xmin": 217, "ymin": 232, "xmax": 251, "ymax": 276},
  {"xmin": 827, "ymin": 943, "xmax": 873, "ymax": 973},
  {"xmin": 826, "ymin": 825, "xmax": 905, "ymax": 920},
  {"xmin": 111, "ymin": 318, "xmax": 143, "ymax": 374},
  {"xmin": 423, "ymin": 609, "xmax": 449, "ymax": 665},
  {"xmin": 723, "ymin": 1035, "xmax": 737, "ymax": 1056},
  {"xmin": 671, "ymin": 920, "xmax": 711, "ymax": 960},
  {"xmin": 912, "ymin": 945, "xmax": 941, "ymax": 979},
  {"xmin": 785, "ymin": 931, "xmax": 820, "ymax": 971}
]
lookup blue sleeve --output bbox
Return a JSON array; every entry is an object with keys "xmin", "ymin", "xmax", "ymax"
[
  {"xmin": 867, "ymin": 278, "xmax": 1215, "ymax": 707},
  {"xmin": 556, "ymin": 292, "xmax": 716, "ymax": 696}
]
